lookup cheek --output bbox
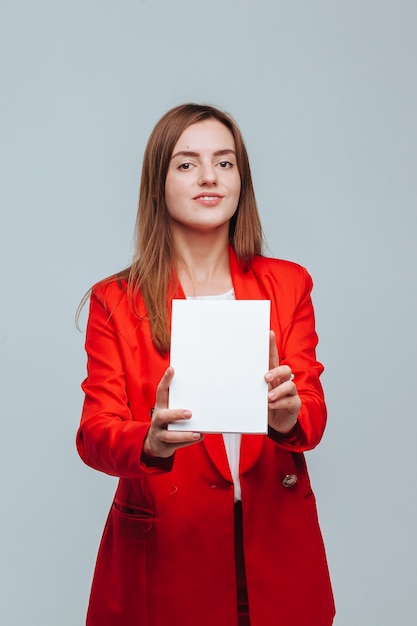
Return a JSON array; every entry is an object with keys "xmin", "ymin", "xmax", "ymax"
[
  {"xmin": 164, "ymin": 176, "xmax": 179, "ymax": 210},
  {"xmin": 233, "ymin": 177, "xmax": 242, "ymax": 201}
]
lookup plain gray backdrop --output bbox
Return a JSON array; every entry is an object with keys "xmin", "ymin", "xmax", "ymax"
[{"xmin": 1, "ymin": 1, "xmax": 416, "ymax": 624}]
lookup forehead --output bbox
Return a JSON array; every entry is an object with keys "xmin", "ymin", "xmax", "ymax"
[{"xmin": 172, "ymin": 119, "xmax": 236, "ymax": 154}]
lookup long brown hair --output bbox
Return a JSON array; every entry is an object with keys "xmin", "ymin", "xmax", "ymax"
[{"xmin": 114, "ymin": 104, "xmax": 263, "ymax": 352}]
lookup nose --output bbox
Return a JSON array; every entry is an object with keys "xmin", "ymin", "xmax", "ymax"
[{"xmin": 198, "ymin": 162, "xmax": 217, "ymax": 185}]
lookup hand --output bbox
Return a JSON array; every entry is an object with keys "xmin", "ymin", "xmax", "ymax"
[
  {"xmin": 265, "ymin": 331, "xmax": 301, "ymax": 434},
  {"xmin": 142, "ymin": 367, "xmax": 203, "ymax": 458}
]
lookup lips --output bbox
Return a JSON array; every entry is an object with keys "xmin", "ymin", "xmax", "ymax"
[
  {"xmin": 193, "ymin": 193, "xmax": 224, "ymax": 200},
  {"xmin": 192, "ymin": 193, "xmax": 224, "ymax": 207}
]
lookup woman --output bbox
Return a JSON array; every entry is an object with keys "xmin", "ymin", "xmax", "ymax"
[{"xmin": 77, "ymin": 103, "xmax": 335, "ymax": 626}]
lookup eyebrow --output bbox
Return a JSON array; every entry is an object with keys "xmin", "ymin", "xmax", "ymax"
[{"xmin": 171, "ymin": 149, "xmax": 236, "ymax": 160}]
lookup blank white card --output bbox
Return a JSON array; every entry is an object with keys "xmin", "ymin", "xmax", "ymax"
[{"xmin": 168, "ymin": 299, "xmax": 270, "ymax": 433}]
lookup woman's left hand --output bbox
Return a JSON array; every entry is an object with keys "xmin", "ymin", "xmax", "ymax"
[{"xmin": 265, "ymin": 331, "xmax": 301, "ymax": 434}]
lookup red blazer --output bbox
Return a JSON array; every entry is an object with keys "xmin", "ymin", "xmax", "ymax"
[{"xmin": 77, "ymin": 248, "xmax": 335, "ymax": 626}]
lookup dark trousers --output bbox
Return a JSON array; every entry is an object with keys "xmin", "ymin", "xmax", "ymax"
[{"xmin": 235, "ymin": 502, "xmax": 250, "ymax": 626}]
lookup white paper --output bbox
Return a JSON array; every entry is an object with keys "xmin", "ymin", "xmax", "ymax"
[{"xmin": 168, "ymin": 299, "xmax": 270, "ymax": 433}]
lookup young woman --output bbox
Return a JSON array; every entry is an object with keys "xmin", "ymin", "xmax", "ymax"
[{"xmin": 77, "ymin": 103, "xmax": 335, "ymax": 626}]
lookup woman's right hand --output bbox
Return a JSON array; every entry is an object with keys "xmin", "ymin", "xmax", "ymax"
[{"xmin": 142, "ymin": 367, "xmax": 203, "ymax": 458}]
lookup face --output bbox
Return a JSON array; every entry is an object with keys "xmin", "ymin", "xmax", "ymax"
[{"xmin": 164, "ymin": 119, "xmax": 241, "ymax": 236}]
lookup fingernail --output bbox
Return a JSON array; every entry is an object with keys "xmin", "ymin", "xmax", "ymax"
[
  {"xmin": 183, "ymin": 410, "xmax": 192, "ymax": 418},
  {"xmin": 192, "ymin": 432, "xmax": 201, "ymax": 440},
  {"xmin": 265, "ymin": 372, "xmax": 273, "ymax": 381}
]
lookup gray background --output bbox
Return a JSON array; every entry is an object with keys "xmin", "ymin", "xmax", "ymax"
[{"xmin": 1, "ymin": 1, "xmax": 416, "ymax": 624}]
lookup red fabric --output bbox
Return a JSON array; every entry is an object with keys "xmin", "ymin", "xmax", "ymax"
[{"xmin": 77, "ymin": 248, "xmax": 335, "ymax": 626}]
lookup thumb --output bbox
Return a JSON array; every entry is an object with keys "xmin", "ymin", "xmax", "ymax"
[
  {"xmin": 155, "ymin": 366, "xmax": 175, "ymax": 409},
  {"xmin": 268, "ymin": 331, "xmax": 279, "ymax": 370}
]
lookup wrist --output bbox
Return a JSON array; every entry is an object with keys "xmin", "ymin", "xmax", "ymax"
[
  {"xmin": 142, "ymin": 434, "xmax": 155, "ymax": 458},
  {"xmin": 269, "ymin": 409, "xmax": 299, "ymax": 434},
  {"xmin": 273, "ymin": 418, "xmax": 298, "ymax": 435}
]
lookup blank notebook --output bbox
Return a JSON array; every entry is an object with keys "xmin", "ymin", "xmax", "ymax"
[{"xmin": 168, "ymin": 299, "xmax": 270, "ymax": 434}]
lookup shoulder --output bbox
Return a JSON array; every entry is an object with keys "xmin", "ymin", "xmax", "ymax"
[
  {"xmin": 90, "ymin": 273, "xmax": 130, "ymax": 312},
  {"xmin": 86, "ymin": 274, "xmax": 146, "ymax": 338},
  {"xmin": 252, "ymin": 255, "xmax": 307, "ymax": 275},
  {"xmin": 250, "ymin": 255, "xmax": 313, "ymax": 292}
]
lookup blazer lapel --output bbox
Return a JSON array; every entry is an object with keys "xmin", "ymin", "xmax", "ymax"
[
  {"xmin": 228, "ymin": 246, "xmax": 265, "ymax": 301},
  {"xmin": 240, "ymin": 434, "xmax": 265, "ymax": 475},
  {"xmin": 202, "ymin": 435, "xmax": 233, "ymax": 482}
]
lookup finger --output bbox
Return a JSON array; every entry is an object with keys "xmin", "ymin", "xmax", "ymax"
[
  {"xmin": 154, "ymin": 437, "xmax": 204, "ymax": 458},
  {"xmin": 268, "ymin": 396, "xmax": 300, "ymax": 416},
  {"xmin": 265, "ymin": 364, "xmax": 293, "ymax": 388},
  {"xmin": 149, "ymin": 418, "xmax": 202, "ymax": 457},
  {"xmin": 152, "ymin": 408, "xmax": 192, "ymax": 428},
  {"xmin": 268, "ymin": 330, "xmax": 279, "ymax": 371},
  {"xmin": 267, "ymin": 380, "xmax": 298, "ymax": 403},
  {"xmin": 268, "ymin": 392, "xmax": 300, "ymax": 416},
  {"xmin": 155, "ymin": 366, "xmax": 175, "ymax": 410},
  {"xmin": 145, "ymin": 408, "xmax": 202, "ymax": 458},
  {"xmin": 158, "ymin": 429, "xmax": 202, "ymax": 446},
  {"xmin": 153, "ymin": 411, "xmax": 201, "ymax": 444}
]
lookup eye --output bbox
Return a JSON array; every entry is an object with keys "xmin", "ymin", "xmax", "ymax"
[
  {"xmin": 218, "ymin": 160, "xmax": 233, "ymax": 169},
  {"xmin": 178, "ymin": 162, "xmax": 194, "ymax": 171}
]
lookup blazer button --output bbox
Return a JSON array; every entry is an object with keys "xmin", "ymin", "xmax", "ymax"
[{"xmin": 282, "ymin": 474, "xmax": 297, "ymax": 488}]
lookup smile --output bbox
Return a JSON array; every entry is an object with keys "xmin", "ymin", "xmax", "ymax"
[{"xmin": 193, "ymin": 194, "xmax": 223, "ymax": 200}]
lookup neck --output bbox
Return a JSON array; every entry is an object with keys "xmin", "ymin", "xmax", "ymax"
[{"xmin": 171, "ymin": 226, "xmax": 233, "ymax": 296}]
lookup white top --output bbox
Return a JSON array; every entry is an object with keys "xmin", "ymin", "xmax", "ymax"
[{"xmin": 186, "ymin": 288, "xmax": 242, "ymax": 501}]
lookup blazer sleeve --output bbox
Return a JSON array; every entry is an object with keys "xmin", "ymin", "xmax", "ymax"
[
  {"xmin": 76, "ymin": 287, "xmax": 173, "ymax": 478},
  {"xmin": 268, "ymin": 266, "xmax": 327, "ymax": 452}
]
